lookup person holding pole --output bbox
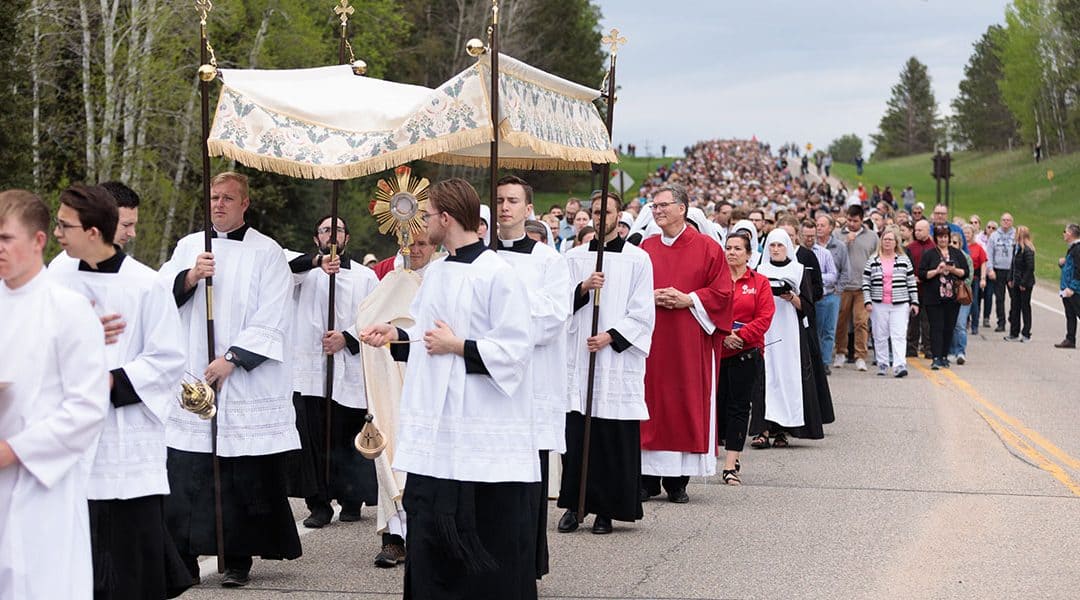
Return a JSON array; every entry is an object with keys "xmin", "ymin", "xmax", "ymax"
[
  {"xmin": 159, "ymin": 172, "xmax": 301, "ymax": 587},
  {"xmin": 556, "ymin": 190, "xmax": 655, "ymax": 534},
  {"xmin": 285, "ymin": 215, "xmax": 378, "ymax": 528}
]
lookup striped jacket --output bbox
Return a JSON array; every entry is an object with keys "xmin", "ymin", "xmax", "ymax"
[{"xmin": 862, "ymin": 253, "xmax": 919, "ymax": 305}]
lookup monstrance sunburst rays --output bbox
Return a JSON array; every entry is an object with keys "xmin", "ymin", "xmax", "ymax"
[{"xmin": 369, "ymin": 165, "xmax": 429, "ymax": 252}]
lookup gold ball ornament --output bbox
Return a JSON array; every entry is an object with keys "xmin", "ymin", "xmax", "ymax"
[
  {"xmin": 351, "ymin": 59, "xmax": 368, "ymax": 76},
  {"xmin": 197, "ymin": 64, "xmax": 217, "ymax": 82},
  {"xmin": 465, "ymin": 38, "xmax": 487, "ymax": 57}
]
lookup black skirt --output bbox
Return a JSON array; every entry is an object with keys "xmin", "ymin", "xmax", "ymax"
[
  {"xmin": 557, "ymin": 412, "xmax": 644, "ymax": 522},
  {"xmin": 750, "ymin": 322, "xmax": 832, "ymax": 439},
  {"xmin": 89, "ymin": 495, "xmax": 193, "ymax": 599},
  {"xmin": 164, "ymin": 449, "xmax": 302, "ymax": 561},
  {"xmin": 403, "ymin": 474, "xmax": 537, "ymax": 600},
  {"xmin": 284, "ymin": 393, "xmax": 378, "ymax": 508}
]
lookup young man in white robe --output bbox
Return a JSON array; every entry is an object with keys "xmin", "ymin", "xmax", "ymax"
[
  {"xmin": 495, "ymin": 175, "xmax": 571, "ymax": 576},
  {"xmin": 158, "ymin": 171, "xmax": 301, "ymax": 587},
  {"xmin": 557, "ymin": 190, "xmax": 655, "ymax": 534},
  {"xmin": 48, "ymin": 185, "xmax": 191, "ymax": 599},
  {"xmin": 360, "ymin": 178, "xmax": 538, "ymax": 600},
  {"xmin": 0, "ymin": 190, "xmax": 109, "ymax": 600},
  {"xmin": 285, "ymin": 215, "xmax": 378, "ymax": 528}
]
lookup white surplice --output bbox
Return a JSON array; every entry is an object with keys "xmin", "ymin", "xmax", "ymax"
[
  {"xmin": 564, "ymin": 239, "xmax": 655, "ymax": 420},
  {"xmin": 290, "ymin": 255, "xmax": 377, "ymax": 408},
  {"xmin": 0, "ymin": 270, "xmax": 109, "ymax": 600},
  {"xmin": 757, "ymin": 230, "xmax": 805, "ymax": 428},
  {"xmin": 498, "ymin": 236, "xmax": 572, "ymax": 453},
  {"xmin": 159, "ymin": 228, "xmax": 300, "ymax": 456},
  {"xmin": 394, "ymin": 250, "xmax": 539, "ymax": 483},
  {"xmin": 48, "ymin": 252, "xmax": 187, "ymax": 499}
]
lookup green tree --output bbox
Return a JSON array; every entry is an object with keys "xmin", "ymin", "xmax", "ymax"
[
  {"xmin": 870, "ymin": 57, "xmax": 941, "ymax": 159},
  {"xmin": 827, "ymin": 134, "xmax": 863, "ymax": 164},
  {"xmin": 952, "ymin": 25, "xmax": 1018, "ymax": 150}
]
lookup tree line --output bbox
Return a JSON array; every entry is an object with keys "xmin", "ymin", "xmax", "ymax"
[
  {"xmin": 0, "ymin": 0, "xmax": 606, "ymax": 264},
  {"xmin": 837, "ymin": 0, "xmax": 1079, "ymax": 161}
]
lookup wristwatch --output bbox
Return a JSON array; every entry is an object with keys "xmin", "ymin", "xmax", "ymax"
[{"xmin": 224, "ymin": 351, "xmax": 238, "ymax": 365}]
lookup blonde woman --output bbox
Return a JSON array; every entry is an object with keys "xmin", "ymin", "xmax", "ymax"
[
  {"xmin": 1005, "ymin": 226, "xmax": 1036, "ymax": 341},
  {"xmin": 861, "ymin": 226, "xmax": 920, "ymax": 377}
]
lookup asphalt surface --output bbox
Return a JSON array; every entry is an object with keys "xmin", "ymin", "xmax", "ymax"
[{"xmin": 187, "ymin": 283, "xmax": 1079, "ymax": 599}]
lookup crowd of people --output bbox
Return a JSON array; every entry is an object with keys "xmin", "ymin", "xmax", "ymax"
[{"xmin": 1, "ymin": 137, "xmax": 1078, "ymax": 600}]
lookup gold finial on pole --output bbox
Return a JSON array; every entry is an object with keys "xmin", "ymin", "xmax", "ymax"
[
  {"xmin": 601, "ymin": 28, "xmax": 627, "ymax": 56},
  {"xmin": 195, "ymin": 0, "xmax": 218, "ymax": 82},
  {"xmin": 335, "ymin": 0, "xmax": 354, "ymax": 36}
]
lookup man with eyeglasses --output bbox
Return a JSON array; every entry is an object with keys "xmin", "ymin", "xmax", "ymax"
[
  {"xmin": 283, "ymin": 215, "xmax": 379, "ymax": 532},
  {"xmin": 47, "ymin": 184, "xmax": 191, "ymax": 599},
  {"xmin": 639, "ymin": 182, "xmax": 733, "ymax": 505},
  {"xmin": 159, "ymin": 171, "xmax": 301, "ymax": 587}
]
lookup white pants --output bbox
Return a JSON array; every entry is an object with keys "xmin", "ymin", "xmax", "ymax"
[{"xmin": 870, "ymin": 302, "xmax": 911, "ymax": 369}]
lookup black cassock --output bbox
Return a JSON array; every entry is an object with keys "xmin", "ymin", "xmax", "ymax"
[{"xmin": 557, "ymin": 412, "xmax": 644, "ymax": 522}]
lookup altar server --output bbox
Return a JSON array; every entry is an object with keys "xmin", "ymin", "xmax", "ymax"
[
  {"xmin": 159, "ymin": 171, "xmax": 301, "ymax": 587},
  {"xmin": 48, "ymin": 185, "xmax": 191, "ymax": 599},
  {"xmin": 286, "ymin": 215, "xmax": 378, "ymax": 528},
  {"xmin": 360, "ymin": 178, "xmax": 538, "ymax": 600},
  {"xmin": 557, "ymin": 190, "xmax": 655, "ymax": 534},
  {"xmin": 639, "ymin": 183, "xmax": 733, "ymax": 504},
  {"xmin": 495, "ymin": 175, "xmax": 571, "ymax": 576},
  {"xmin": 0, "ymin": 190, "xmax": 108, "ymax": 600}
]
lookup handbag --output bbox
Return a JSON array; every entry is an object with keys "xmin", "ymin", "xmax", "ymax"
[{"xmin": 956, "ymin": 280, "xmax": 973, "ymax": 305}]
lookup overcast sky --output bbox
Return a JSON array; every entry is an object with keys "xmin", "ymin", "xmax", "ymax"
[{"xmin": 592, "ymin": 0, "xmax": 1011, "ymax": 155}]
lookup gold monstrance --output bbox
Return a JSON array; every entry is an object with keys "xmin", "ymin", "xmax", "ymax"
[{"xmin": 368, "ymin": 166, "xmax": 430, "ymax": 269}]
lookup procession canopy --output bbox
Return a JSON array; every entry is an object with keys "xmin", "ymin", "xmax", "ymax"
[{"xmin": 206, "ymin": 54, "xmax": 617, "ymax": 180}]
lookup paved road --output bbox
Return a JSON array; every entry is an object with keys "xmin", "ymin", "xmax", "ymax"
[{"xmin": 187, "ymin": 284, "xmax": 1079, "ymax": 599}]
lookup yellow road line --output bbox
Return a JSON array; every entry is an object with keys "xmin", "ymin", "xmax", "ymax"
[
  {"xmin": 972, "ymin": 407, "xmax": 1080, "ymax": 497},
  {"xmin": 937, "ymin": 368, "xmax": 1080, "ymax": 471},
  {"xmin": 910, "ymin": 359, "xmax": 1080, "ymax": 498}
]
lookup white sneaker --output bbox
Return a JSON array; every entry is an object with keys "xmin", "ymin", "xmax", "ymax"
[
  {"xmin": 855, "ymin": 358, "xmax": 868, "ymax": 372},
  {"xmin": 877, "ymin": 363, "xmax": 888, "ymax": 376},
  {"xmin": 832, "ymin": 356, "xmax": 844, "ymax": 369}
]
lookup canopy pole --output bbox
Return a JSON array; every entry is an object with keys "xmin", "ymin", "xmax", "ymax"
[
  {"xmin": 488, "ymin": 1, "xmax": 500, "ymax": 250},
  {"xmin": 322, "ymin": 0, "xmax": 354, "ymax": 488},
  {"xmin": 195, "ymin": 0, "xmax": 225, "ymax": 574},
  {"xmin": 577, "ymin": 28, "xmax": 625, "ymax": 524}
]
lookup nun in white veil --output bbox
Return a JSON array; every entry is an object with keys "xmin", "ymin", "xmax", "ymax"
[
  {"xmin": 749, "ymin": 228, "xmax": 828, "ymax": 447},
  {"xmin": 730, "ymin": 219, "xmax": 761, "ymax": 268}
]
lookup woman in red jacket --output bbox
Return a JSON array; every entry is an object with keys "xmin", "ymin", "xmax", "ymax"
[{"xmin": 717, "ymin": 231, "xmax": 775, "ymax": 485}]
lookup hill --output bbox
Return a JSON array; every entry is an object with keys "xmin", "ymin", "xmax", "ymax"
[
  {"xmin": 531, "ymin": 155, "xmax": 667, "ymax": 214},
  {"xmin": 832, "ymin": 150, "xmax": 1079, "ymax": 282}
]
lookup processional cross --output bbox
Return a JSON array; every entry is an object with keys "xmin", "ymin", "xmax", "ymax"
[
  {"xmin": 602, "ymin": 28, "xmax": 627, "ymax": 56},
  {"xmin": 335, "ymin": 0, "xmax": 354, "ymax": 32}
]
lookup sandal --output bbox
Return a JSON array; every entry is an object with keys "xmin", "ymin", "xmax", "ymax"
[
  {"xmin": 772, "ymin": 433, "xmax": 789, "ymax": 448},
  {"xmin": 750, "ymin": 435, "xmax": 770, "ymax": 449},
  {"xmin": 735, "ymin": 459, "xmax": 741, "ymax": 473},
  {"xmin": 722, "ymin": 469, "xmax": 741, "ymax": 486}
]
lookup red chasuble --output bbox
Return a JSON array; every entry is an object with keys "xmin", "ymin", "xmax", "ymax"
[{"xmin": 640, "ymin": 226, "xmax": 734, "ymax": 453}]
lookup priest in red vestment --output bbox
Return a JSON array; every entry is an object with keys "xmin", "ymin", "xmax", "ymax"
[{"xmin": 639, "ymin": 182, "xmax": 734, "ymax": 504}]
